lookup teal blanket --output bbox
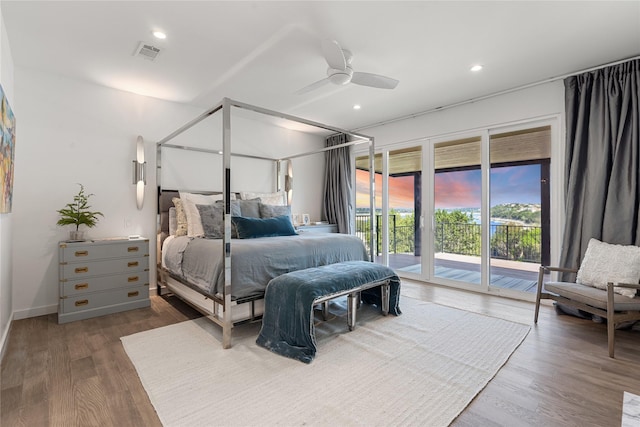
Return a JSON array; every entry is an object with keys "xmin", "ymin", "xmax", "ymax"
[{"xmin": 256, "ymin": 261, "xmax": 401, "ymax": 363}]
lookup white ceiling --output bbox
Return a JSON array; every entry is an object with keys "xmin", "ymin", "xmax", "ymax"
[{"xmin": 3, "ymin": 1, "xmax": 640, "ymax": 130}]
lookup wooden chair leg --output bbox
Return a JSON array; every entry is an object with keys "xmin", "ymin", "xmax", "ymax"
[
  {"xmin": 534, "ymin": 266, "xmax": 545, "ymax": 323},
  {"xmin": 607, "ymin": 282, "xmax": 615, "ymax": 358}
]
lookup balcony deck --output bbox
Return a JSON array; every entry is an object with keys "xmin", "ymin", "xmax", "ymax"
[{"xmin": 381, "ymin": 253, "xmax": 549, "ymax": 293}]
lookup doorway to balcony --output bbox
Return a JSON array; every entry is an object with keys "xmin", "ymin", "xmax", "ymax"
[
  {"xmin": 356, "ymin": 122, "xmax": 553, "ymax": 298},
  {"xmin": 355, "ymin": 146, "xmax": 422, "ymax": 274},
  {"xmin": 431, "ymin": 126, "xmax": 551, "ymax": 295}
]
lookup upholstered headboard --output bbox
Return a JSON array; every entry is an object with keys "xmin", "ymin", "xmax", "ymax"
[
  {"xmin": 157, "ymin": 188, "xmax": 241, "ymax": 244},
  {"xmin": 158, "ymin": 188, "xmax": 180, "ymax": 246}
]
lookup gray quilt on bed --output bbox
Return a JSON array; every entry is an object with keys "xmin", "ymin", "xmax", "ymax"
[
  {"xmin": 256, "ymin": 261, "xmax": 401, "ymax": 363},
  {"xmin": 162, "ymin": 234, "xmax": 369, "ymax": 299}
]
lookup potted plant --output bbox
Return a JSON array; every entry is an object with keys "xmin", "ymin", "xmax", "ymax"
[{"xmin": 57, "ymin": 184, "xmax": 103, "ymax": 241}]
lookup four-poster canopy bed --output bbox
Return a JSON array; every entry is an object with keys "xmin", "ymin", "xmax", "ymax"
[{"xmin": 155, "ymin": 98, "xmax": 377, "ymax": 348}]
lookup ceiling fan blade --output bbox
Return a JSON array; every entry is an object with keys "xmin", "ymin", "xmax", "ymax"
[
  {"xmin": 321, "ymin": 39, "xmax": 346, "ymax": 71},
  {"xmin": 351, "ymin": 72, "xmax": 399, "ymax": 89},
  {"xmin": 295, "ymin": 77, "xmax": 331, "ymax": 95}
]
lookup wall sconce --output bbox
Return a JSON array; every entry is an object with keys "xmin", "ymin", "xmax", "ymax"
[
  {"xmin": 285, "ymin": 160, "xmax": 293, "ymax": 205},
  {"xmin": 132, "ymin": 135, "xmax": 146, "ymax": 210}
]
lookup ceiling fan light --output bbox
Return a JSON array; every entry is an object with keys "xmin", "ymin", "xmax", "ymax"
[{"xmin": 329, "ymin": 72, "xmax": 351, "ymax": 85}]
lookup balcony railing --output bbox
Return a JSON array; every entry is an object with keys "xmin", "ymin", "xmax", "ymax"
[{"xmin": 355, "ymin": 214, "xmax": 542, "ymax": 263}]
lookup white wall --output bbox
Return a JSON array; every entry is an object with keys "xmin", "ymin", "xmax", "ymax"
[
  {"xmin": 0, "ymin": 5, "xmax": 15, "ymax": 359},
  {"xmin": 361, "ymin": 82, "xmax": 564, "ymax": 148},
  {"xmin": 11, "ymin": 68, "xmax": 324, "ymax": 319}
]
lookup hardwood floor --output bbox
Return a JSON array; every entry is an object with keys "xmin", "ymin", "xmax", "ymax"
[{"xmin": 2, "ymin": 281, "xmax": 638, "ymax": 426}]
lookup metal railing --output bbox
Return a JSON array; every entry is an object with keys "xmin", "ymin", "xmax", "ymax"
[{"xmin": 355, "ymin": 215, "xmax": 542, "ymax": 263}]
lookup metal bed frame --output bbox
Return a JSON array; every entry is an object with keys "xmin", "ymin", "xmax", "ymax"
[{"xmin": 156, "ymin": 98, "xmax": 376, "ymax": 348}]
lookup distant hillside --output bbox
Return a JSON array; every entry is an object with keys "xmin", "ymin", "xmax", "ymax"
[{"xmin": 491, "ymin": 203, "xmax": 541, "ymax": 225}]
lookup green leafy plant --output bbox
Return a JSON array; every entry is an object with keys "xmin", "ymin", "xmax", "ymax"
[{"xmin": 57, "ymin": 184, "xmax": 103, "ymax": 231}]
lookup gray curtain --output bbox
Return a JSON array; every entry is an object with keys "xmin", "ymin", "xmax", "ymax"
[
  {"xmin": 559, "ymin": 59, "xmax": 640, "ymax": 280},
  {"xmin": 322, "ymin": 133, "xmax": 352, "ymax": 234}
]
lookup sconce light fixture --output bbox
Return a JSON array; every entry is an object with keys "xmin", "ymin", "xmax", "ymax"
[
  {"xmin": 133, "ymin": 135, "xmax": 146, "ymax": 209},
  {"xmin": 285, "ymin": 161, "xmax": 293, "ymax": 205}
]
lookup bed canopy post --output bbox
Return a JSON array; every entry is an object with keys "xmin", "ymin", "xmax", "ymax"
[
  {"xmin": 222, "ymin": 98, "xmax": 233, "ymax": 349},
  {"xmin": 368, "ymin": 139, "xmax": 376, "ymax": 263},
  {"xmin": 276, "ymin": 160, "xmax": 282, "ymax": 192}
]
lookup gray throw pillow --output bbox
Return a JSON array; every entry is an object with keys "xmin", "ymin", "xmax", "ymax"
[
  {"xmin": 236, "ymin": 198, "xmax": 261, "ymax": 218},
  {"xmin": 259, "ymin": 203, "xmax": 291, "ymax": 219},
  {"xmin": 196, "ymin": 204, "xmax": 225, "ymax": 239},
  {"xmin": 215, "ymin": 200, "xmax": 242, "ymax": 217},
  {"xmin": 210, "ymin": 200, "xmax": 242, "ymax": 238}
]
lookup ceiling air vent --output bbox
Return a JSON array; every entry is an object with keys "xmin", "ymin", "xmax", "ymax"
[{"xmin": 134, "ymin": 41, "xmax": 161, "ymax": 61}]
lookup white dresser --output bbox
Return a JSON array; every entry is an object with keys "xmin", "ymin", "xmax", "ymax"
[{"xmin": 58, "ymin": 237, "xmax": 150, "ymax": 323}]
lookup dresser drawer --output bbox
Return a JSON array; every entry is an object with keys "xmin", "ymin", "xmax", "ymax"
[
  {"xmin": 61, "ymin": 270, "xmax": 149, "ymax": 297},
  {"xmin": 59, "ymin": 240, "xmax": 148, "ymax": 262},
  {"xmin": 61, "ymin": 285, "xmax": 149, "ymax": 313},
  {"xmin": 60, "ymin": 256, "xmax": 148, "ymax": 280}
]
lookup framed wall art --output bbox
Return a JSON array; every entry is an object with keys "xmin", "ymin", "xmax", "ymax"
[{"xmin": 0, "ymin": 84, "xmax": 15, "ymax": 213}]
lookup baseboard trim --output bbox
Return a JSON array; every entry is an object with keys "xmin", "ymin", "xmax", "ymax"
[
  {"xmin": 0, "ymin": 311, "xmax": 14, "ymax": 364},
  {"xmin": 12, "ymin": 304, "xmax": 57, "ymax": 321}
]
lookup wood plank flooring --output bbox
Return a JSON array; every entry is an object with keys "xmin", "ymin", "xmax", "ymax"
[{"xmin": 2, "ymin": 281, "xmax": 638, "ymax": 426}]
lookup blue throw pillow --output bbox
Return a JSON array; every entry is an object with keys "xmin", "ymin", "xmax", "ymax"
[{"xmin": 232, "ymin": 215, "xmax": 297, "ymax": 239}]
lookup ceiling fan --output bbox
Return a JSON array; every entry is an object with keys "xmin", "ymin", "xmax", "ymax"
[{"xmin": 296, "ymin": 39, "xmax": 399, "ymax": 94}]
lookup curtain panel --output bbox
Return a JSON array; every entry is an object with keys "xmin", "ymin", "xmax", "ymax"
[
  {"xmin": 322, "ymin": 133, "xmax": 353, "ymax": 234},
  {"xmin": 559, "ymin": 59, "xmax": 640, "ymax": 279}
]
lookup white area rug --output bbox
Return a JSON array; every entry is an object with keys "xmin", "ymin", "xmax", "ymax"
[{"xmin": 121, "ymin": 297, "xmax": 529, "ymax": 427}]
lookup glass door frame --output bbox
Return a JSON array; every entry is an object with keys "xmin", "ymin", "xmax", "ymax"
[
  {"xmin": 354, "ymin": 140, "xmax": 426, "ymax": 280},
  {"xmin": 354, "ymin": 115, "xmax": 561, "ymax": 302},
  {"xmin": 426, "ymin": 130, "xmax": 490, "ymax": 293},
  {"xmin": 425, "ymin": 117, "xmax": 561, "ymax": 301}
]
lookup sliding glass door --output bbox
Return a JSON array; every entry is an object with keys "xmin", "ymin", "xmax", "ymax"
[
  {"xmin": 355, "ymin": 120, "xmax": 554, "ymax": 299},
  {"xmin": 488, "ymin": 126, "xmax": 551, "ymax": 294},
  {"xmin": 387, "ymin": 147, "xmax": 422, "ymax": 274},
  {"xmin": 355, "ymin": 146, "xmax": 422, "ymax": 274},
  {"xmin": 432, "ymin": 136, "xmax": 483, "ymax": 286},
  {"xmin": 428, "ymin": 125, "xmax": 551, "ymax": 296}
]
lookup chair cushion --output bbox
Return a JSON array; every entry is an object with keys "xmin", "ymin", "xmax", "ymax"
[
  {"xmin": 545, "ymin": 282, "xmax": 640, "ymax": 311},
  {"xmin": 576, "ymin": 238, "xmax": 640, "ymax": 298}
]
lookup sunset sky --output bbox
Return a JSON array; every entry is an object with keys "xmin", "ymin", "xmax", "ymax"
[{"xmin": 356, "ymin": 164, "xmax": 540, "ymax": 210}]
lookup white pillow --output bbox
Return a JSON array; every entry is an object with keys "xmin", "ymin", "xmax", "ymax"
[
  {"xmin": 239, "ymin": 190, "xmax": 286, "ymax": 206},
  {"xmin": 172, "ymin": 198, "xmax": 188, "ymax": 237},
  {"xmin": 179, "ymin": 192, "xmax": 222, "ymax": 237},
  {"xmin": 168, "ymin": 207, "xmax": 177, "ymax": 236},
  {"xmin": 576, "ymin": 238, "xmax": 640, "ymax": 298}
]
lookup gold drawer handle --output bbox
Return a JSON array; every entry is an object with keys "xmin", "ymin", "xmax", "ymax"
[
  {"xmin": 75, "ymin": 299, "xmax": 89, "ymax": 307},
  {"xmin": 127, "ymin": 246, "xmax": 139, "ymax": 252},
  {"xmin": 75, "ymin": 251, "xmax": 88, "ymax": 257},
  {"xmin": 75, "ymin": 283, "xmax": 89, "ymax": 290},
  {"xmin": 75, "ymin": 267, "xmax": 88, "ymax": 274},
  {"xmin": 128, "ymin": 291, "xmax": 139, "ymax": 298},
  {"xmin": 128, "ymin": 261, "xmax": 139, "ymax": 268},
  {"xmin": 127, "ymin": 276, "xmax": 139, "ymax": 283}
]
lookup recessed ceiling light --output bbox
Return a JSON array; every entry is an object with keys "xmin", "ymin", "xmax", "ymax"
[
  {"xmin": 353, "ymin": 104, "xmax": 361, "ymax": 110},
  {"xmin": 153, "ymin": 31, "xmax": 167, "ymax": 40},
  {"xmin": 470, "ymin": 64, "xmax": 483, "ymax": 72}
]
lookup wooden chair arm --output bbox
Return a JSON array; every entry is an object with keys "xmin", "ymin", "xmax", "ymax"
[
  {"xmin": 539, "ymin": 266, "xmax": 579, "ymax": 274},
  {"xmin": 607, "ymin": 282, "xmax": 640, "ymax": 289}
]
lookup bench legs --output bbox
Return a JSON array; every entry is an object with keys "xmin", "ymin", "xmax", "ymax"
[
  {"xmin": 346, "ymin": 283, "xmax": 390, "ymax": 331},
  {"xmin": 381, "ymin": 283, "xmax": 390, "ymax": 316},
  {"xmin": 347, "ymin": 293, "xmax": 358, "ymax": 331}
]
